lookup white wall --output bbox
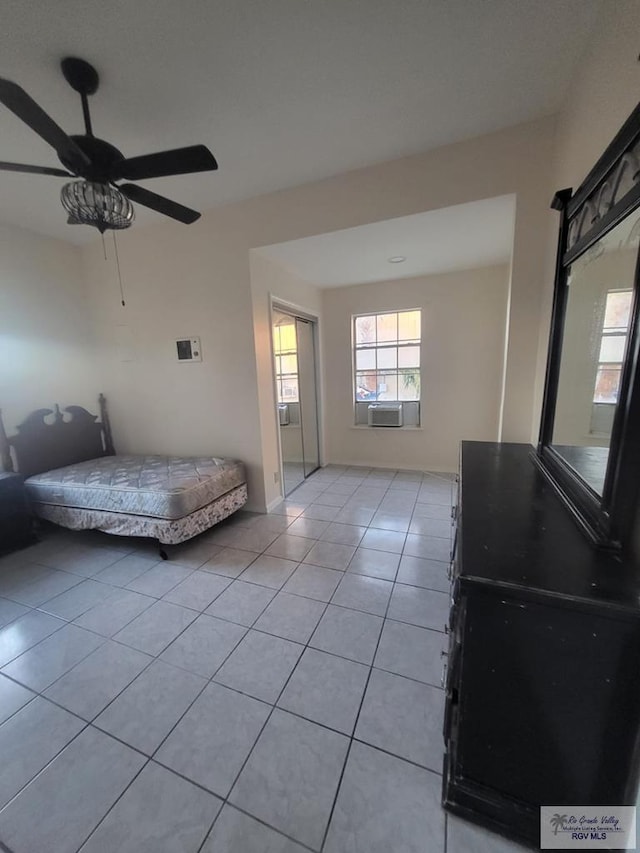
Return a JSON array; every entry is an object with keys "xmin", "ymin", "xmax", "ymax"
[
  {"xmin": 80, "ymin": 219, "xmax": 267, "ymax": 508},
  {"xmin": 0, "ymin": 225, "xmax": 96, "ymax": 439},
  {"xmin": 321, "ymin": 266, "xmax": 509, "ymax": 471},
  {"xmin": 553, "ymin": 1, "xmax": 640, "ymax": 193},
  {"xmin": 80, "ymin": 116, "xmax": 556, "ymax": 510}
]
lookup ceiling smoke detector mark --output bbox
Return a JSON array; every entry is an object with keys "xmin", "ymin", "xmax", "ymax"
[
  {"xmin": 387, "ymin": 256, "xmax": 406, "ymax": 263},
  {"xmin": 176, "ymin": 337, "xmax": 202, "ymax": 362}
]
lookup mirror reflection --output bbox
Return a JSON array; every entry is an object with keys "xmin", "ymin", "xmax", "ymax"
[
  {"xmin": 272, "ymin": 309, "xmax": 320, "ymax": 496},
  {"xmin": 551, "ymin": 213, "xmax": 639, "ymax": 494},
  {"xmin": 273, "ymin": 311, "xmax": 305, "ymax": 495}
]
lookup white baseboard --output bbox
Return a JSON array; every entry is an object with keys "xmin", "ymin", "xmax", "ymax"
[
  {"xmin": 265, "ymin": 495, "xmax": 284, "ymax": 513},
  {"xmin": 325, "ymin": 458, "xmax": 455, "ymax": 474}
]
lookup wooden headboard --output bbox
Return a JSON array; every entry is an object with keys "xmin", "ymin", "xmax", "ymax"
[{"xmin": 0, "ymin": 394, "xmax": 115, "ymax": 478}]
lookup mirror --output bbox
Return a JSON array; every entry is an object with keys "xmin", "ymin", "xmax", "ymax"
[
  {"xmin": 551, "ymin": 213, "xmax": 639, "ymax": 495},
  {"xmin": 273, "ymin": 310, "xmax": 305, "ymax": 495},
  {"xmin": 272, "ymin": 308, "xmax": 320, "ymax": 496},
  {"xmin": 537, "ymin": 99, "xmax": 640, "ymax": 548}
]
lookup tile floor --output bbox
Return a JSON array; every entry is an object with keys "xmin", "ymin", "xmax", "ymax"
[
  {"xmin": 282, "ymin": 461, "xmax": 306, "ymax": 497},
  {"xmin": 0, "ymin": 465, "xmax": 528, "ymax": 853}
]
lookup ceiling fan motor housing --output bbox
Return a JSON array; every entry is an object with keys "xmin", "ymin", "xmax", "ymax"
[{"xmin": 61, "ymin": 135, "xmax": 124, "ymax": 183}]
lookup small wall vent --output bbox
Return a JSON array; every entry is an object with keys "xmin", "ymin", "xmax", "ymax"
[{"xmin": 367, "ymin": 403, "xmax": 403, "ymax": 427}]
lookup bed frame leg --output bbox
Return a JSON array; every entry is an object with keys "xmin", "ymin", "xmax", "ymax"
[{"xmin": 158, "ymin": 542, "xmax": 168, "ymax": 561}]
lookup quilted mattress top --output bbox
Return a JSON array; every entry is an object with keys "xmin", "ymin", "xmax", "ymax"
[{"xmin": 25, "ymin": 454, "xmax": 246, "ymax": 520}]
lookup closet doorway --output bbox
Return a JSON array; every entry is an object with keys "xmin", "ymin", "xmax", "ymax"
[{"xmin": 272, "ymin": 307, "xmax": 320, "ymax": 496}]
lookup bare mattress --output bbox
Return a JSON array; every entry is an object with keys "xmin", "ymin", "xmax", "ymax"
[{"xmin": 24, "ymin": 454, "xmax": 246, "ymax": 520}]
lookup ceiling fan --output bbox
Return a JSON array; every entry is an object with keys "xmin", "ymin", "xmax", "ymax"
[{"xmin": 0, "ymin": 57, "xmax": 218, "ymax": 232}]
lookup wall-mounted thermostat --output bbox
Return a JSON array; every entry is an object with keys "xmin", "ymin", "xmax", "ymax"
[{"xmin": 176, "ymin": 337, "xmax": 202, "ymax": 362}]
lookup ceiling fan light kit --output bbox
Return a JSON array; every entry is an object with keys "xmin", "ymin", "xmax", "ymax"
[
  {"xmin": 61, "ymin": 180, "xmax": 135, "ymax": 232},
  {"xmin": 0, "ymin": 57, "xmax": 218, "ymax": 232}
]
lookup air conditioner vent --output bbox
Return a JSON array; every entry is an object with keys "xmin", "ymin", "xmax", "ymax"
[
  {"xmin": 278, "ymin": 404, "xmax": 290, "ymax": 426},
  {"xmin": 367, "ymin": 403, "xmax": 403, "ymax": 427}
]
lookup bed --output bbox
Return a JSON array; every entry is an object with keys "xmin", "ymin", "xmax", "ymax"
[{"xmin": 0, "ymin": 394, "xmax": 248, "ymax": 556}]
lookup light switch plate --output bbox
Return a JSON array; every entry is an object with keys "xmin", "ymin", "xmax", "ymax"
[{"xmin": 176, "ymin": 337, "xmax": 202, "ymax": 362}]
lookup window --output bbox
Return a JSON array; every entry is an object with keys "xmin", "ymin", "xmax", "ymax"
[
  {"xmin": 273, "ymin": 317, "xmax": 299, "ymax": 402},
  {"xmin": 593, "ymin": 290, "xmax": 632, "ymax": 404},
  {"xmin": 353, "ymin": 310, "xmax": 421, "ymax": 402}
]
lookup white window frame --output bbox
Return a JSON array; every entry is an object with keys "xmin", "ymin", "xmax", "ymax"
[
  {"xmin": 592, "ymin": 288, "xmax": 633, "ymax": 406},
  {"xmin": 352, "ymin": 308, "xmax": 422, "ymax": 426},
  {"xmin": 273, "ymin": 322, "xmax": 299, "ymax": 404}
]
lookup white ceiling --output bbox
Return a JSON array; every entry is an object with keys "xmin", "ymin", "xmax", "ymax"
[
  {"xmin": 0, "ymin": 0, "xmax": 601, "ymax": 244},
  {"xmin": 257, "ymin": 195, "xmax": 516, "ymax": 286}
]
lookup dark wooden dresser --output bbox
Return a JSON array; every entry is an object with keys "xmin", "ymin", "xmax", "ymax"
[
  {"xmin": 0, "ymin": 472, "xmax": 34, "ymax": 555},
  {"xmin": 443, "ymin": 441, "xmax": 640, "ymax": 849}
]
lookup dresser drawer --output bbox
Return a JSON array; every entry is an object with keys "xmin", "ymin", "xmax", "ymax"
[{"xmin": 0, "ymin": 473, "xmax": 34, "ymax": 554}]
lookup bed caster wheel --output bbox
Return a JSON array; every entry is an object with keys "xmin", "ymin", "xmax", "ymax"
[{"xmin": 159, "ymin": 548, "xmax": 168, "ymax": 560}]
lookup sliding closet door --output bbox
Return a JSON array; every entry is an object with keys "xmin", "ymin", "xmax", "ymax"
[
  {"xmin": 296, "ymin": 318, "xmax": 320, "ymax": 477},
  {"xmin": 273, "ymin": 310, "xmax": 305, "ymax": 495}
]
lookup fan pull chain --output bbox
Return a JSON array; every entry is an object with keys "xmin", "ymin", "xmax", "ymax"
[
  {"xmin": 112, "ymin": 231, "xmax": 126, "ymax": 306},
  {"xmin": 101, "ymin": 232, "xmax": 107, "ymax": 260}
]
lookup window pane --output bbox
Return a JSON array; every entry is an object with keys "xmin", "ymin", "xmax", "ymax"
[
  {"xmin": 275, "ymin": 322, "xmax": 297, "ymax": 353},
  {"xmin": 377, "ymin": 372, "xmax": 398, "ymax": 400},
  {"xmin": 355, "ymin": 315, "xmax": 376, "ymax": 344},
  {"xmin": 377, "ymin": 313, "xmax": 398, "ymax": 343},
  {"xmin": 603, "ymin": 291, "xmax": 632, "ymax": 330},
  {"xmin": 353, "ymin": 311, "xmax": 421, "ymax": 410},
  {"xmin": 398, "ymin": 310, "xmax": 421, "ymax": 342},
  {"xmin": 280, "ymin": 354, "xmax": 298, "ymax": 374},
  {"xmin": 594, "ymin": 367, "xmax": 621, "ymax": 404},
  {"xmin": 356, "ymin": 348, "xmax": 376, "ymax": 370},
  {"xmin": 281, "ymin": 378, "xmax": 299, "ymax": 401},
  {"xmin": 355, "ymin": 372, "xmax": 377, "ymax": 400},
  {"xmin": 398, "ymin": 371, "xmax": 420, "ymax": 400},
  {"xmin": 377, "ymin": 347, "xmax": 397, "ymax": 369},
  {"xmin": 598, "ymin": 335, "xmax": 626, "ymax": 363},
  {"xmin": 398, "ymin": 345, "xmax": 420, "ymax": 368}
]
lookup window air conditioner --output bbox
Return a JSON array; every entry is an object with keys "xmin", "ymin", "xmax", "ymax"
[
  {"xmin": 367, "ymin": 403, "xmax": 403, "ymax": 427},
  {"xmin": 278, "ymin": 404, "xmax": 290, "ymax": 426}
]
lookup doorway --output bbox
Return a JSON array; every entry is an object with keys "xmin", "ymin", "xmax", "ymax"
[{"xmin": 272, "ymin": 307, "xmax": 320, "ymax": 496}]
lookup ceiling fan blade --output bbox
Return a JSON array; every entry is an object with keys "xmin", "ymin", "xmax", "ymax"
[
  {"xmin": 120, "ymin": 183, "xmax": 201, "ymax": 224},
  {"xmin": 0, "ymin": 78, "xmax": 90, "ymax": 174},
  {"xmin": 0, "ymin": 160, "xmax": 72, "ymax": 177},
  {"xmin": 116, "ymin": 145, "xmax": 217, "ymax": 181}
]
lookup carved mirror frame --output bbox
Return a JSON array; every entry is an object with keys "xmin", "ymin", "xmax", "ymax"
[{"xmin": 536, "ymin": 101, "xmax": 640, "ymax": 549}]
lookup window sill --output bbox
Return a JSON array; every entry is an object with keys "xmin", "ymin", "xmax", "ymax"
[{"xmin": 350, "ymin": 425, "xmax": 423, "ymax": 431}]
